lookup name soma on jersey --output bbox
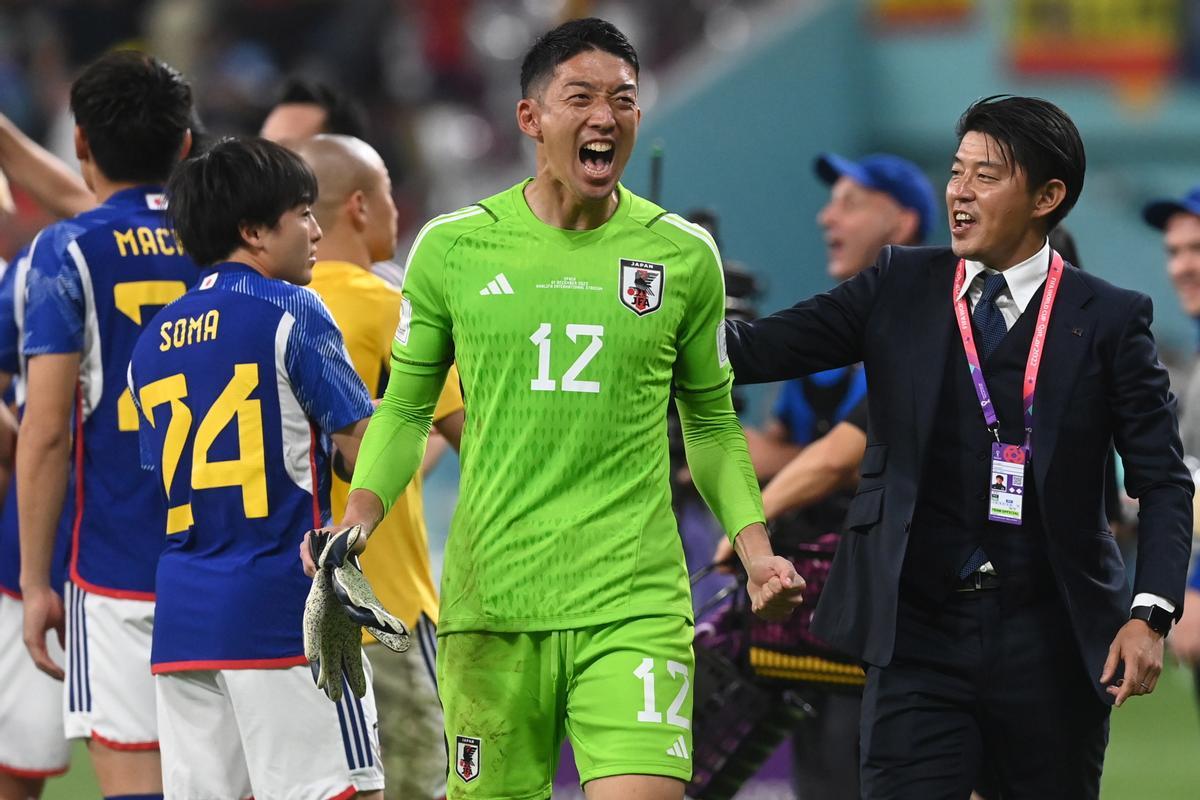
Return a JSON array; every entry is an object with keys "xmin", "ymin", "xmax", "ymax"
[
  {"xmin": 112, "ymin": 226, "xmax": 186, "ymax": 257},
  {"xmin": 159, "ymin": 310, "xmax": 219, "ymax": 352}
]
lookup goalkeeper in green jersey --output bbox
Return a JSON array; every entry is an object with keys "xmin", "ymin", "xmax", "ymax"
[{"xmin": 301, "ymin": 17, "xmax": 804, "ymax": 800}]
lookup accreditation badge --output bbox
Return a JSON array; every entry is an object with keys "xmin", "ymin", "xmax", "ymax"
[{"xmin": 988, "ymin": 442, "xmax": 1026, "ymax": 525}]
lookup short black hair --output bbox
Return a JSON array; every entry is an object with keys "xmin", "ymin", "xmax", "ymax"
[
  {"xmin": 955, "ymin": 95, "xmax": 1086, "ymax": 231},
  {"xmin": 167, "ymin": 137, "xmax": 317, "ymax": 267},
  {"xmin": 70, "ymin": 50, "xmax": 193, "ymax": 184},
  {"xmin": 274, "ymin": 78, "xmax": 369, "ymax": 140},
  {"xmin": 520, "ymin": 17, "xmax": 639, "ymax": 98}
]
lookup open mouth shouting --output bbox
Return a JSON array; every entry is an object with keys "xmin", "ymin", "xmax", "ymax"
[
  {"xmin": 951, "ymin": 209, "xmax": 977, "ymax": 237},
  {"xmin": 579, "ymin": 140, "xmax": 615, "ymax": 181}
]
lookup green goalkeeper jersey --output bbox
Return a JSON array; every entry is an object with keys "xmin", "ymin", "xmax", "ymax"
[{"xmin": 352, "ymin": 180, "xmax": 763, "ymax": 633}]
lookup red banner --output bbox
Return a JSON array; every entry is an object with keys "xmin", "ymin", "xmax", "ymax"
[{"xmin": 871, "ymin": 0, "xmax": 975, "ymax": 27}]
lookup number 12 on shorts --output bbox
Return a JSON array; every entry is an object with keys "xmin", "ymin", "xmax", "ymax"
[{"xmin": 633, "ymin": 658, "xmax": 690, "ymax": 729}]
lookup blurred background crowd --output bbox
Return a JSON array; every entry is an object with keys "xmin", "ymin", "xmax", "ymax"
[
  {"xmin": 0, "ymin": 0, "xmax": 775, "ymax": 258},
  {"xmin": 6, "ymin": 0, "xmax": 1200, "ymax": 361}
]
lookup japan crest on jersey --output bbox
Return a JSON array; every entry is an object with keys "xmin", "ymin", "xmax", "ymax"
[
  {"xmin": 455, "ymin": 735, "xmax": 482, "ymax": 783},
  {"xmin": 619, "ymin": 258, "xmax": 664, "ymax": 316}
]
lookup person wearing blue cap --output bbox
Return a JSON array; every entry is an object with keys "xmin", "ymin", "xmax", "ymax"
[
  {"xmin": 743, "ymin": 152, "xmax": 936, "ymax": 482},
  {"xmin": 1142, "ymin": 187, "xmax": 1200, "ymax": 689},
  {"xmin": 719, "ymin": 152, "xmax": 935, "ymax": 799},
  {"xmin": 815, "ymin": 152, "xmax": 937, "ymax": 281}
]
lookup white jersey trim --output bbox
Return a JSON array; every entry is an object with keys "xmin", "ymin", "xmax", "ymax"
[
  {"xmin": 12, "ymin": 235, "xmax": 39, "ymax": 408},
  {"xmin": 659, "ymin": 213, "xmax": 727, "ymax": 296},
  {"xmin": 400, "ymin": 206, "xmax": 488, "ymax": 290},
  {"xmin": 274, "ymin": 313, "xmax": 313, "ymax": 495},
  {"xmin": 66, "ymin": 239, "xmax": 104, "ymax": 420}
]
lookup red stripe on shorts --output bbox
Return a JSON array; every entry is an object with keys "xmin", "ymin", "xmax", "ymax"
[
  {"xmin": 90, "ymin": 730, "xmax": 159, "ymax": 751},
  {"xmin": 151, "ymin": 655, "xmax": 309, "ymax": 674},
  {"xmin": 0, "ymin": 760, "xmax": 69, "ymax": 778}
]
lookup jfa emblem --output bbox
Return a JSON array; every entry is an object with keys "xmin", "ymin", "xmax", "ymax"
[
  {"xmin": 619, "ymin": 258, "xmax": 664, "ymax": 316},
  {"xmin": 455, "ymin": 735, "xmax": 482, "ymax": 783}
]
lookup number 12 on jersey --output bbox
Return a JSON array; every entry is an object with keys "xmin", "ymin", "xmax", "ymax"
[{"xmin": 529, "ymin": 323, "xmax": 604, "ymax": 394}]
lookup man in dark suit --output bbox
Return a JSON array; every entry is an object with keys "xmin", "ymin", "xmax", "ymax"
[{"xmin": 725, "ymin": 95, "xmax": 1193, "ymax": 799}]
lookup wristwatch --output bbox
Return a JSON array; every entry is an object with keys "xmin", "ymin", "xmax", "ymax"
[{"xmin": 1130, "ymin": 604, "xmax": 1173, "ymax": 636}]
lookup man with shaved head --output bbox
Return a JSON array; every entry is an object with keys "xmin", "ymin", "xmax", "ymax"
[{"xmin": 291, "ymin": 134, "xmax": 464, "ymax": 800}]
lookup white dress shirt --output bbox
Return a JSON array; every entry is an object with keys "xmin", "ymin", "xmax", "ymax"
[
  {"xmin": 957, "ymin": 239, "xmax": 1051, "ymax": 327},
  {"xmin": 955, "ymin": 239, "xmax": 1174, "ymax": 616}
]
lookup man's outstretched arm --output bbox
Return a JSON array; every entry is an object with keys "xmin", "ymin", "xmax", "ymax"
[{"xmin": 0, "ymin": 114, "xmax": 94, "ymax": 218}]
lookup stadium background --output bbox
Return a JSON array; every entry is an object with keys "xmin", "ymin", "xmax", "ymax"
[{"xmin": 1, "ymin": 0, "xmax": 1198, "ymax": 797}]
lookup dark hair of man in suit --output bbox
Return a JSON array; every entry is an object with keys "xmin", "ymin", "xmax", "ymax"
[
  {"xmin": 956, "ymin": 95, "xmax": 1085, "ymax": 232},
  {"xmin": 520, "ymin": 17, "xmax": 640, "ymax": 99}
]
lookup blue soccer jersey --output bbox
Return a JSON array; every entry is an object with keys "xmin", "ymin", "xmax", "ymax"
[
  {"xmin": 21, "ymin": 187, "xmax": 198, "ymax": 599},
  {"xmin": 0, "ymin": 248, "xmax": 70, "ymax": 598},
  {"xmin": 128, "ymin": 263, "xmax": 373, "ymax": 671}
]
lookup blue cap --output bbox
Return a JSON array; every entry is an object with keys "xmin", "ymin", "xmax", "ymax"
[
  {"xmin": 1142, "ymin": 185, "xmax": 1200, "ymax": 230},
  {"xmin": 814, "ymin": 152, "xmax": 937, "ymax": 243}
]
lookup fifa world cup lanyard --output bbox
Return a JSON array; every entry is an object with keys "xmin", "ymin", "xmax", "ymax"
[{"xmin": 951, "ymin": 249, "xmax": 1064, "ymax": 525}]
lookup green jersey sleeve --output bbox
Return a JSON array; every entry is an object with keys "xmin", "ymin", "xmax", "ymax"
[
  {"xmin": 665, "ymin": 216, "xmax": 764, "ymax": 541},
  {"xmin": 390, "ymin": 209, "xmax": 479, "ymax": 375},
  {"xmin": 349, "ymin": 208, "xmax": 487, "ymax": 515},
  {"xmin": 677, "ymin": 389, "xmax": 765, "ymax": 543},
  {"xmin": 671, "ymin": 219, "xmax": 733, "ymax": 400},
  {"xmin": 349, "ymin": 369, "xmax": 442, "ymax": 518}
]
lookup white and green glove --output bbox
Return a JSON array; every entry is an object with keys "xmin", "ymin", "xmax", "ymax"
[{"xmin": 303, "ymin": 525, "xmax": 410, "ymax": 702}]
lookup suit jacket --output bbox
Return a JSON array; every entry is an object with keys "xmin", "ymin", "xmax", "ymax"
[{"xmin": 726, "ymin": 245, "xmax": 1194, "ymax": 699}]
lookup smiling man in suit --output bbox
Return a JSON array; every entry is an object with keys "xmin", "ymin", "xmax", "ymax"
[{"xmin": 725, "ymin": 95, "xmax": 1193, "ymax": 799}]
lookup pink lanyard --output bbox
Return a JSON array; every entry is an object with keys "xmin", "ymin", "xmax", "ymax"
[{"xmin": 951, "ymin": 250, "xmax": 1065, "ymax": 455}]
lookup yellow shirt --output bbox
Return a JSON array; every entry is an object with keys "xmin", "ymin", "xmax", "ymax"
[{"xmin": 307, "ymin": 260, "xmax": 463, "ymax": 633}]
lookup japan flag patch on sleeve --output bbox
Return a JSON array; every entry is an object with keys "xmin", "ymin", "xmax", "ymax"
[{"xmin": 455, "ymin": 735, "xmax": 482, "ymax": 783}]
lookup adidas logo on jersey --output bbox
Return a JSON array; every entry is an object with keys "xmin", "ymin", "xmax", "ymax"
[
  {"xmin": 666, "ymin": 735, "xmax": 689, "ymax": 759},
  {"xmin": 479, "ymin": 273, "xmax": 514, "ymax": 296}
]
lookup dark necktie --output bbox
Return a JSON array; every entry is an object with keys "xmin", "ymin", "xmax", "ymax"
[
  {"xmin": 972, "ymin": 272, "xmax": 1009, "ymax": 360},
  {"xmin": 959, "ymin": 272, "xmax": 1009, "ymax": 578}
]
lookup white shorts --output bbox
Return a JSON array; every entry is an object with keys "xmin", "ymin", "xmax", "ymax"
[
  {"xmin": 0, "ymin": 591, "xmax": 70, "ymax": 777},
  {"xmin": 156, "ymin": 656, "xmax": 384, "ymax": 800},
  {"xmin": 63, "ymin": 581, "xmax": 158, "ymax": 749}
]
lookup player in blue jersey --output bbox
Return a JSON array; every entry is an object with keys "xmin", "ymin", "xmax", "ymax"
[
  {"xmin": 128, "ymin": 136, "xmax": 382, "ymax": 799},
  {"xmin": 0, "ymin": 247, "xmax": 72, "ymax": 798},
  {"xmin": 17, "ymin": 51, "xmax": 198, "ymax": 797}
]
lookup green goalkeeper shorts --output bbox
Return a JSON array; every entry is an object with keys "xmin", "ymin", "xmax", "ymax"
[{"xmin": 437, "ymin": 614, "xmax": 695, "ymax": 800}]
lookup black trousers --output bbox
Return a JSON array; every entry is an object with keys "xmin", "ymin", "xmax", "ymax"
[
  {"xmin": 859, "ymin": 586, "xmax": 1109, "ymax": 800},
  {"xmin": 792, "ymin": 690, "xmax": 861, "ymax": 800}
]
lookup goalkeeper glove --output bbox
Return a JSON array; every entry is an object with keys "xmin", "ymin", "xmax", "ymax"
[
  {"xmin": 303, "ymin": 525, "xmax": 411, "ymax": 702},
  {"xmin": 310, "ymin": 524, "xmax": 410, "ymax": 650},
  {"xmin": 303, "ymin": 563, "xmax": 365, "ymax": 702}
]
